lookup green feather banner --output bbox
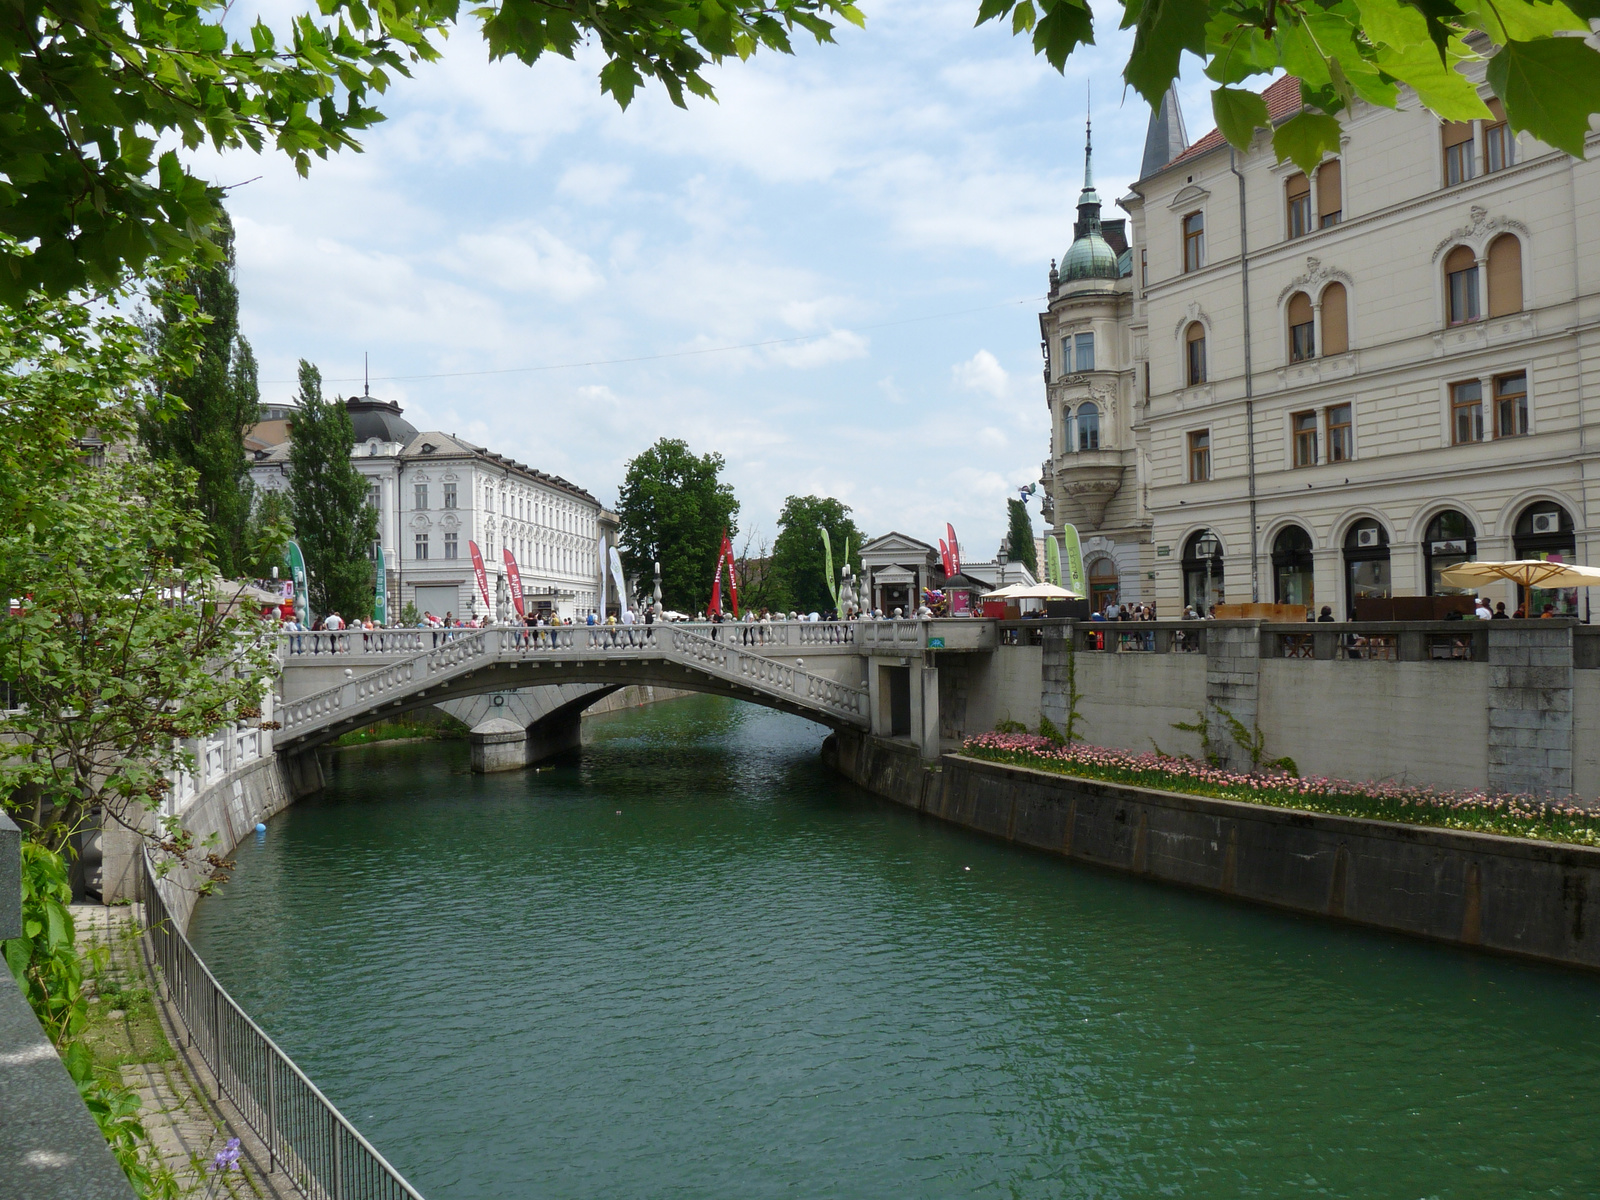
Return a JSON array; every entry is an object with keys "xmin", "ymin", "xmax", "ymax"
[
  {"xmin": 820, "ymin": 527, "xmax": 840, "ymax": 609},
  {"xmin": 1045, "ymin": 535, "xmax": 1062, "ymax": 588}
]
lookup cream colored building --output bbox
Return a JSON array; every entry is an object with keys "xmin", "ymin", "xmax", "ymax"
[{"xmin": 1042, "ymin": 65, "xmax": 1600, "ymax": 618}]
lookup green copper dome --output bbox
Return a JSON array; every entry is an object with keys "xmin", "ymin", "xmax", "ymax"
[
  {"xmin": 1059, "ymin": 117, "xmax": 1121, "ymax": 287},
  {"xmin": 1062, "ymin": 232, "xmax": 1120, "ymax": 282}
]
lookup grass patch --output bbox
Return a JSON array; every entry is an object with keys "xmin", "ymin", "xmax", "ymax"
[
  {"xmin": 334, "ymin": 714, "xmax": 469, "ymax": 747},
  {"xmin": 962, "ymin": 732, "xmax": 1600, "ymax": 848},
  {"xmin": 78, "ymin": 917, "xmax": 174, "ymax": 1073}
]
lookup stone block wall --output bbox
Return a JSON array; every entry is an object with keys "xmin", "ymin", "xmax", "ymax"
[{"xmin": 1487, "ymin": 625, "xmax": 1574, "ymax": 796}]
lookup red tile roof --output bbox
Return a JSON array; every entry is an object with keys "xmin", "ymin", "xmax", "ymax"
[{"xmin": 1160, "ymin": 75, "xmax": 1303, "ymax": 175}]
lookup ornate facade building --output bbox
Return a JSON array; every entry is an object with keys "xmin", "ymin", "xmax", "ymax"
[
  {"xmin": 1042, "ymin": 66, "xmax": 1600, "ymax": 617},
  {"xmin": 249, "ymin": 392, "xmax": 603, "ymax": 621}
]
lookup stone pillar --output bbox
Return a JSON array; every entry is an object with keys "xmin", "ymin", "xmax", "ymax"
[
  {"xmin": 1487, "ymin": 623, "xmax": 1573, "ymax": 796},
  {"xmin": 917, "ymin": 664, "xmax": 941, "ymax": 761},
  {"xmin": 1205, "ymin": 621, "xmax": 1261, "ymax": 769},
  {"xmin": 469, "ymin": 717, "xmax": 530, "ymax": 773}
]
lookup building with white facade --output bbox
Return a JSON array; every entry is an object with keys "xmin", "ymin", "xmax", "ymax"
[
  {"xmin": 1042, "ymin": 63, "xmax": 1600, "ymax": 618},
  {"xmin": 249, "ymin": 393, "xmax": 603, "ymax": 622}
]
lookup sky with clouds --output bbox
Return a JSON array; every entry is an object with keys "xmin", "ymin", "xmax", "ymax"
[{"xmin": 211, "ymin": 0, "xmax": 1216, "ymax": 558}]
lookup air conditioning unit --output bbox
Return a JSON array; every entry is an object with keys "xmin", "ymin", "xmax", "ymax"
[
  {"xmin": 1356, "ymin": 528, "xmax": 1381, "ymax": 548},
  {"xmin": 1531, "ymin": 513, "xmax": 1561, "ymax": 535}
]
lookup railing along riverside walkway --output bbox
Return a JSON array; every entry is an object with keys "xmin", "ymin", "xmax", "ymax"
[
  {"xmin": 274, "ymin": 622, "xmax": 870, "ymax": 748},
  {"xmin": 1000, "ymin": 616, "xmax": 1600, "ymax": 666},
  {"xmin": 140, "ymin": 857, "xmax": 426, "ymax": 1200}
]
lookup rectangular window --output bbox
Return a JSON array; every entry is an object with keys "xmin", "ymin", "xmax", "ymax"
[
  {"xmin": 1186, "ymin": 333, "xmax": 1206, "ymax": 385},
  {"xmin": 1451, "ymin": 380, "xmax": 1484, "ymax": 445},
  {"xmin": 1326, "ymin": 404, "xmax": 1353, "ymax": 463},
  {"xmin": 1495, "ymin": 372, "xmax": 1528, "ymax": 438},
  {"xmin": 443, "ymin": 482, "xmax": 457, "ymax": 509},
  {"xmin": 366, "ymin": 483, "xmax": 381, "ymax": 510},
  {"xmin": 1293, "ymin": 411, "xmax": 1318, "ymax": 468},
  {"xmin": 1317, "ymin": 159, "xmax": 1342, "ymax": 227},
  {"xmin": 1075, "ymin": 332, "xmax": 1095, "ymax": 372},
  {"xmin": 414, "ymin": 483, "xmax": 428, "ymax": 510},
  {"xmin": 1485, "ymin": 100, "xmax": 1514, "ymax": 173},
  {"xmin": 1448, "ymin": 265, "xmax": 1480, "ymax": 324},
  {"xmin": 443, "ymin": 532, "xmax": 459, "ymax": 559},
  {"xmin": 1443, "ymin": 121, "xmax": 1475, "ymax": 186},
  {"xmin": 1140, "ymin": 248, "xmax": 1148, "ymax": 288},
  {"xmin": 1060, "ymin": 337, "xmax": 1072, "ymax": 374},
  {"xmin": 1183, "ymin": 212, "xmax": 1205, "ymax": 273},
  {"xmin": 414, "ymin": 533, "xmax": 430, "ymax": 560},
  {"xmin": 1286, "ymin": 173, "xmax": 1311, "ymax": 239},
  {"xmin": 1188, "ymin": 430, "xmax": 1211, "ymax": 482},
  {"xmin": 1290, "ymin": 320, "xmax": 1316, "ymax": 363}
]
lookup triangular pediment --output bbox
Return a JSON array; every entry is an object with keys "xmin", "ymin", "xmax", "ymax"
[{"xmin": 861, "ymin": 531, "xmax": 938, "ymax": 560}]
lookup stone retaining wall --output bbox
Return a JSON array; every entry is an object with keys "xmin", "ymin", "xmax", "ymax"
[{"xmin": 825, "ymin": 729, "xmax": 1600, "ymax": 971}]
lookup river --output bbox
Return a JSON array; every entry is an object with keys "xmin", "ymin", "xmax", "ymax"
[{"xmin": 190, "ymin": 695, "xmax": 1600, "ymax": 1198}]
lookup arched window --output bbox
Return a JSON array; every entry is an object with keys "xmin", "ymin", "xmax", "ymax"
[
  {"xmin": 1321, "ymin": 282, "xmax": 1349, "ymax": 354},
  {"xmin": 1288, "ymin": 292, "xmax": 1315, "ymax": 362},
  {"xmin": 1487, "ymin": 234, "xmax": 1523, "ymax": 317},
  {"xmin": 1445, "ymin": 245, "xmax": 1479, "ymax": 324},
  {"xmin": 1272, "ymin": 526, "xmax": 1314, "ymax": 607},
  {"xmin": 1286, "ymin": 172, "xmax": 1311, "ymax": 238},
  {"xmin": 1185, "ymin": 322, "xmax": 1207, "ymax": 385},
  {"xmin": 1423, "ymin": 509, "xmax": 1476, "ymax": 595},
  {"xmin": 1088, "ymin": 557, "xmax": 1118, "ymax": 610},
  {"xmin": 1514, "ymin": 502, "xmax": 1578, "ymax": 616},
  {"xmin": 1343, "ymin": 519, "xmax": 1390, "ymax": 618},
  {"xmin": 1182, "ymin": 531, "xmax": 1224, "ymax": 614},
  {"xmin": 1076, "ymin": 401, "xmax": 1100, "ymax": 451}
]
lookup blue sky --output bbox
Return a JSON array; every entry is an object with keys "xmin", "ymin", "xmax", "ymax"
[{"xmin": 212, "ymin": 0, "xmax": 1215, "ymax": 557}]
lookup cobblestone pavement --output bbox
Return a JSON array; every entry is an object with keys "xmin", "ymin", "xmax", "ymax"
[{"xmin": 73, "ymin": 904, "xmax": 300, "ymax": 1199}]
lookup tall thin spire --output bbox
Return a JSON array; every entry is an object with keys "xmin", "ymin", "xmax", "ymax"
[
  {"xmin": 364, "ymin": 352, "xmax": 370, "ymax": 397},
  {"xmin": 1084, "ymin": 82, "xmax": 1094, "ymax": 190}
]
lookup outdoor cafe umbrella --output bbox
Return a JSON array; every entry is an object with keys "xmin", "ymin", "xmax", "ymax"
[
  {"xmin": 984, "ymin": 582, "xmax": 1083, "ymax": 600},
  {"xmin": 1439, "ymin": 560, "xmax": 1600, "ymax": 590}
]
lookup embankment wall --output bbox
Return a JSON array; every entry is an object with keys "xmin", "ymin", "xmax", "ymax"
[{"xmin": 825, "ymin": 729, "xmax": 1600, "ymax": 972}]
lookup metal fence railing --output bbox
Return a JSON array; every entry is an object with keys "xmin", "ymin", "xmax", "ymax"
[{"xmin": 140, "ymin": 857, "xmax": 426, "ymax": 1200}]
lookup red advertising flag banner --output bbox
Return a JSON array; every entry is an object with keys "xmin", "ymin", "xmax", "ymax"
[
  {"xmin": 468, "ymin": 540, "xmax": 491, "ymax": 612},
  {"xmin": 946, "ymin": 524, "xmax": 962, "ymax": 575},
  {"xmin": 939, "ymin": 538, "xmax": 953, "ymax": 577},
  {"xmin": 503, "ymin": 549, "xmax": 525, "ymax": 617},
  {"xmin": 709, "ymin": 529, "xmax": 724, "ymax": 616},
  {"xmin": 722, "ymin": 533, "xmax": 739, "ymax": 618}
]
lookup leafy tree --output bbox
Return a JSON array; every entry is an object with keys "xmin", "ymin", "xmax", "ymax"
[
  {"xmin": 983, "ymin": 0, "xmax": 1600, "ymax": 170},
  {"xmin": 242, "ymin": 488, "xmax": 295, "ymax": 581},
  {"xmin": 1006, "ymin": 498, "xmax": 1038, "ymax": 577},
  {"xmin": 286, "ymin": 362, "xmax": 379, "ymax": 620},
  {"xmin": 139, "ymin": 211, "xmax": 260, "ymax": 578},
  {"xmin": 615, "ymin": 438, "xmax": 739, "ymax": 613},
  {"xmin": 769, "ymin": 495, "xmax": 864, "ymax": 615},
  {"xmin": 0, "ymin": 454, "xmax": 276, "ymax": 861},
  {"xmin": 0, "ymin": 0, "xmax": 866, "ymax": 300}
]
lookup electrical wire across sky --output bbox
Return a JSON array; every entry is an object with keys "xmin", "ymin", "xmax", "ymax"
[{"xmin": 262, "ymin": 293, "xmax": 1047, "ymax": 386}]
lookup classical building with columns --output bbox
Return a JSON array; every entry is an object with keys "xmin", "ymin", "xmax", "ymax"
[
  {"xmin": 249, "ymin": 393, "xmax": 603, "ymax": 622},
  {"xmin": 1042, "ymin": 63, "xmax": 1600, "ymax": 617}
]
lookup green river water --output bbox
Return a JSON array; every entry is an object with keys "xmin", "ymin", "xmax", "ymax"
[{"xmin": 189, "ymin": 695, "xmax": 1600, "ymax": 1199}]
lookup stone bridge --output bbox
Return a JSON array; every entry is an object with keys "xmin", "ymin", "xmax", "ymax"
[{"xmin": 274, "ymin": 619, "xmax": 997, "ymax": 769}]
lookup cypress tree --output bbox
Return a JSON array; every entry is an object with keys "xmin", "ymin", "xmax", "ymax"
[
  {"xmin": 140, "ymin": 210, "xmax": 259, "ymax": 577},
  {"xmin": 1006, "ymin": 498, "xmax": 1039, "ymax": 577},
  {"xmin": 287, "ymin": 362, "xmax": 378, "ymax": 620}
]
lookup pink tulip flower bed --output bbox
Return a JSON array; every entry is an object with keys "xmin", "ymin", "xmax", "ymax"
[{"xmin": 961, "ymin": 732, "xmax": 1600, "ymax": 848}]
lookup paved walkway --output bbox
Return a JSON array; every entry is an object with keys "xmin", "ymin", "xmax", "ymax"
[{"xmin": 73, "ymin": 905, "xmax": 300, "ymax": 1199}]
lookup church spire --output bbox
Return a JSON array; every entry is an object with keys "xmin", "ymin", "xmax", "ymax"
[{"xmin": 1072, "ymin": 99, "xmax": 1102, "ymax": 242}]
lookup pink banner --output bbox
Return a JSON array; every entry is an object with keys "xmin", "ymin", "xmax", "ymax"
[{"xmin": 503, "ymin": 549, "xmax": 525, "ymax": 617}]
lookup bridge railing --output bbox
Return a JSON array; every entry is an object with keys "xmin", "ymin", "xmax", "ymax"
[
  {"xmin": 276, "ymin": 622, "xmax": 870, "ymax": 742},
  {"xmin": 140, "ymin": 856, "xmax": 426, "ymax": 1200},
  {"xmin": 277, "ymin": 621, "xmax": 858, "ymax": 659}
]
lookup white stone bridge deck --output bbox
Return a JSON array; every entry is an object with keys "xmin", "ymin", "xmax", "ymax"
[{"xmin": 274, "ymin": 622, "xmax": 876, "ymax": 751}]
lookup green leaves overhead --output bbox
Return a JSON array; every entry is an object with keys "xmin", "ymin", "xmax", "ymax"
[
  {"xmin": 1486, "ymin": 37, "xmax": 1600, "ymax": 156},
  {"xmin": 981, "ymin": 0, "xmax": 1600, "ymax": 171},
  {"xmin": 0, "ymin": 0, "xmax": 864, "ymax": 301}
]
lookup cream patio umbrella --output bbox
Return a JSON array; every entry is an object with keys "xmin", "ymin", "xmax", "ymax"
[
  {"xmin": 982, "ymin": 582, "xmax": 1082, "ymax": 600},
  {"xmin": 1439, "ymin": 560, "xmax": 1600, "ymax": 590}
]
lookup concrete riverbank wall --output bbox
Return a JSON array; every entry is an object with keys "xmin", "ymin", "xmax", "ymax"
[{"xmin": 825, "ymin": 729, "xmax": 1600, "ymax": 972}]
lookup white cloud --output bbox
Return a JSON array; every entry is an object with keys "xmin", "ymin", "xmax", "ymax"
[
  {"xmin": 446, "ymin": 226, "xmax": 605, "ymax": 300},
  {"xmin": 952, "ymin": 349, "xmax": 1010, "ymax": 400}
]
